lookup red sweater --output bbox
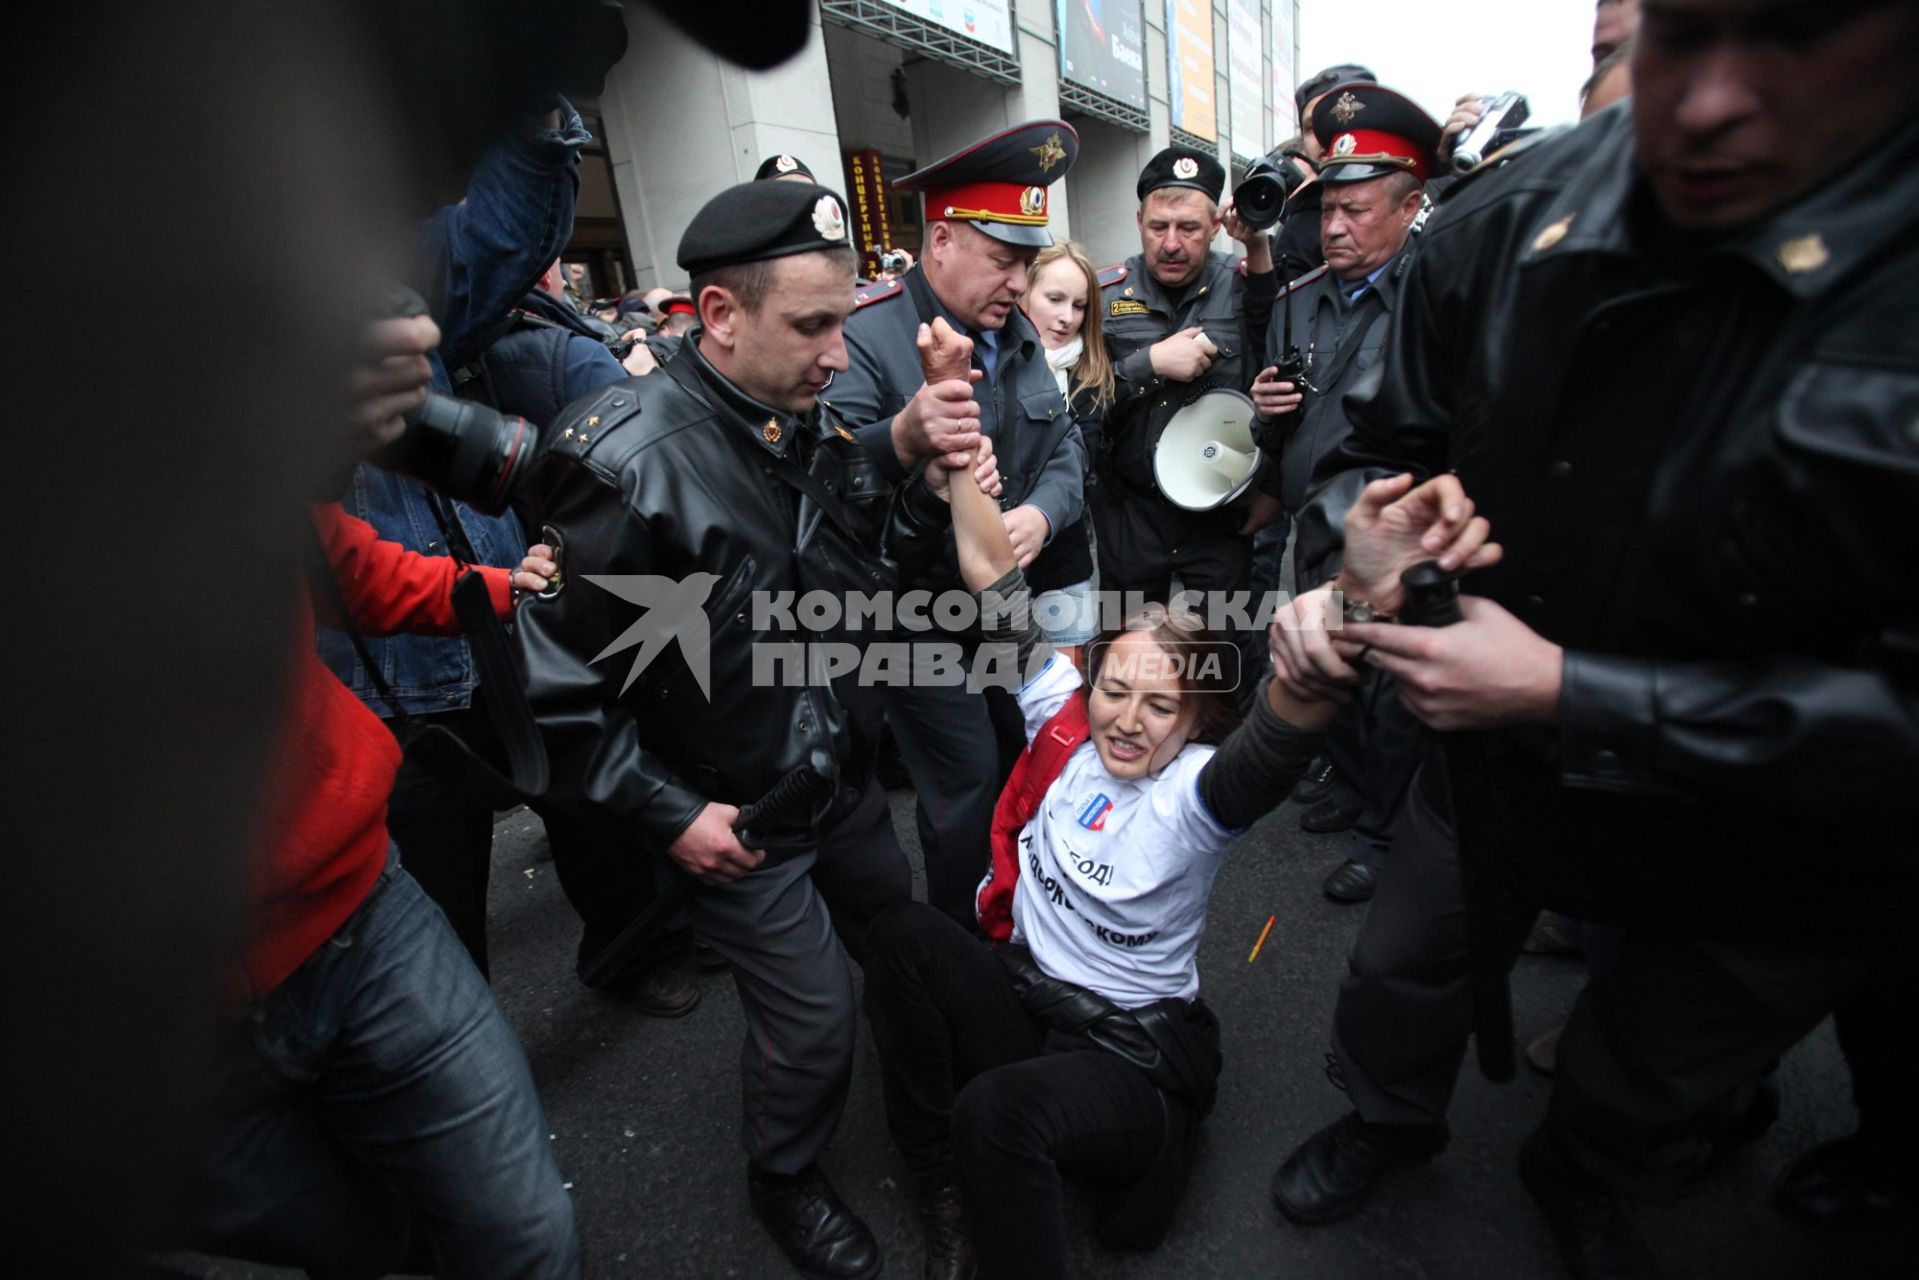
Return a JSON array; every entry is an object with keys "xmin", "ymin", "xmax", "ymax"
[{"xmin": 246, "ymin": 504, "xmax": 513, "ymax": 996}]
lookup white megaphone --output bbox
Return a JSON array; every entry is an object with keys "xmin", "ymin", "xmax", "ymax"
[{"xmin": 1151, "ymin": 388, "xmax": 1264, "ymax": 511}]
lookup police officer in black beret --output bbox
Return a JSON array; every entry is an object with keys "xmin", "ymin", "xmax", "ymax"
[
  {"xmin": 1093, "ymin": 144, "xmax": 1279, "ymax": 685},
  {"xmin": 511, "ymin": 178, "xmax": 998, "ymax": 1280},
  {"xmin": 828, "ymin": 120, "xmax": 1087, "ymax": 925},
  {"xmin": 756, "ymin": 152, "xmax": 817, "ymax": 183}
]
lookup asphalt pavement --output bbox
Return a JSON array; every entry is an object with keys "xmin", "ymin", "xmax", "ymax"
[{"xmin": 175, "ymin": 788, "xmax": 1913, "ymax": 1279}]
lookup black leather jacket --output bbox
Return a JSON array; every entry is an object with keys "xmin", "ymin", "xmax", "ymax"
[
  {"xmin": 511, "ymin": 336, "xmax": 951, "ymax": 852},
  {"xmin": 1306, "ymin": 104, "xmax": 1919, "ymax": 938}
]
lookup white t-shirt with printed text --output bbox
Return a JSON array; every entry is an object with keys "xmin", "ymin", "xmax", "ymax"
[{"xmin": 998, "ymin": 655, "xmax": 1242, "ymax": 1008}]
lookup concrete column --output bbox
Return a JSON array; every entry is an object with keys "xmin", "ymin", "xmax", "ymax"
[
  {"xmin": 1063, "ymin": 117, "xmax": 1157, "ymax": 268},
  {"xmin": 902, "ymin": 2, "xmax": 1070, "ymax": 236},
  {"xmin": 598, "ymin": 3, "xmax": 843, "ymax": 291}
]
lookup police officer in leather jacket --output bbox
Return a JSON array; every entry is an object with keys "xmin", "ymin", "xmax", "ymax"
[
  {"xmin": 1271, "ymin": 5, "xmax": 1919, "ymax": 1273},
  {"xmin": 510, "ymin": 179, "xmax": 994, "ymax": 1280},
  {"xmin": 1094, "ymin": 146, "xmax": 1278, "ymax": 647}
]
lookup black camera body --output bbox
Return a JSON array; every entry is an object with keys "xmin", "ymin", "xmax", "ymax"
[{"xmin": 1254, "ymin": 344, "xmax": 1312, "ymax": 455}]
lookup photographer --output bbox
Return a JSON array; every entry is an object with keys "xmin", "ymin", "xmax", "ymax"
[
  {"xmin": 318, "ymin": 99, "xmax": 590, "ymax": 977},
  {"xmin": 187, "ymin": 312, "xmax": 577, "ymax": 1277},
  {"xmin": 1271, "ymin": 5, "xmax": 1919, "ymax": 1276}
]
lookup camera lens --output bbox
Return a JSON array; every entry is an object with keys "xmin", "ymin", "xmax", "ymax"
[{"xmin": 368, "ymin": 392, "xmax": 539, "ymax": 516}]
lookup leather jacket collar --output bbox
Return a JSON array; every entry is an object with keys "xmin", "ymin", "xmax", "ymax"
[
  {"xmin": 668, "ymin": 327, "xmax": 821, "ymax": 462},
  {"xmin": 1524, "ymin": 103, "xmax": 1919, "ymax": 300}
]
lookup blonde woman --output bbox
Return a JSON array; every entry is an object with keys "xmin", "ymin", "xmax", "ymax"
[{"xmin": 1018, "ymin": 239, "xmax": 1114, "ymax": 670}]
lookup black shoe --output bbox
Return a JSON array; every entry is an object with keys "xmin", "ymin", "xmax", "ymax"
[
  {"xmin": 1321, "ymin": 859, "xmax": 1376, "ymax": 903},
  {"xmin": 1776, "ymin": 1133, "xmax": 1913, "ymax": 1222},
  {"xmin": 1300, "ymin": 788, "xmax": 1363, "ymax": 834},
  {"xmin": 1271, "ymin": 1111, "xmax": 1448, "ymax": 1224},
  {"xmin": 1292, "ymin": 754, "xmax": 1339, "ymax": 805},
  {"xmin": 1519, "ymin": 1132, "xmax": 1662, "ymax": 1280},
  {"xmin": 919, "ymin": 1184, "xmax": 976, "ymax": 1280},
  {"xmin": 598, "ymin": 944, "xmax": 702, "ymax": 1018},
  {"xmin": 748, "ymin": 1163, "xmax": 882, "ymax": 1280},
  {"xmin": 693, "ymin": 937, "xmax": 730, "ymax": 972}
]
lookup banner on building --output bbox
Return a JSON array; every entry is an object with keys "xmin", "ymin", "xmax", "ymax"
[
  {"xmin": 1057, "ymin": 0, "xmax": 1147, "ymax": 110},
  {"xmin": 880, "ymin": 0, "xmax": 1014, "ymax": 56},
  {"xmin": 1272, "ymin": 1, "xmax": 1298, "ymax": 139},
  {"xmin": 1227, "ymin": 0, "xmax": 1263, "ymax": 159},
  {"xmin": 842, "ymin": 150, "xmax": 894, "ymax": 278},
  {"xmin": 1164, "ymin": 0, "xmax": 1216, "ymax": 141}
]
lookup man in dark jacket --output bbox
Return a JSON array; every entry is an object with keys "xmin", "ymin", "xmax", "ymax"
[
  {"xmin": 512, "ymin": 179, "xmax": 990, "ymax": 1280},
  {"xmin": 1252, "ymin": 82, "xmax": 1436, "ymax": 900},
  {"xmin": 1093, "ymin": 145, "xmax": 1278, "ymax": 612},
  {"xmin": 1269, "ymin": 4, "xmax": 1919, "ymax": 1276}
]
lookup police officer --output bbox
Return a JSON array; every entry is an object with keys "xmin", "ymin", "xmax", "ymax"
[
  {"xmin": 512, "ymin": 179, "xmax": 997, "ymax": 1280},
  {"xmin": 829, "ymin": 120, "xmax": 1085, "ymax": 923},
  {"xmin": 1093, "ymin": 145, "xmax": 1278, "ymax": 680},
  {"xmin": 1253, "ymin": 83, "xmax": 1439, "ymax": 900},
  {"xmin": 1270, "ymin": 4, "xmax": 1919, "ymax": 1275}
]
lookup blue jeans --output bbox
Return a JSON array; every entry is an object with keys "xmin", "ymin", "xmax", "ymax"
[{"xmin": 195, "ymin": 851, "xmax": 577, "ymax": 1279}]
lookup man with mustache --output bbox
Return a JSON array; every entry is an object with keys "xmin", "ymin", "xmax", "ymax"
[
  {"xmin": 1093, "ymin": 145, "xmax": 1278, "ymax": 692},
  {"xmin": 1270, "ymin": 1, "xmax": 1919, "ymax": 1275},
  {"xmin": 830, "ymin": 121, "xmax": 1085, "ymax": 925}
]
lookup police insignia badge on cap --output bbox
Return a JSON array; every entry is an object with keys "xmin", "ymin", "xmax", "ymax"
[
  {"xmin": 1031, "ymin": 131, "xmax": 1069, "ymax": 172},
  {"xmin": 1019, "ymin": 186, "xmax": 1046, "ymax": 216},
  {"xmin": 774, "ymin": 154, "xmax": 799, "ymax": 173},
  {"xmin": 1333, "ymin": 133, "xmax": 1358, "ymax": 156},
  {"xmin": 1173, "ymin": 156, "xmax": 1199, "ymax": 180},
  {"xmin": 813, "ymin": 195, "xmax": 846, "ymax": 240},
  {"xmin": 1331, "ymin": 91, "xmax": 1366, "ymax": 126}
]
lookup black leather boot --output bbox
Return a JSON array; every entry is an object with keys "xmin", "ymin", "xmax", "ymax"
[
  {"xmin": 1291, "ymin": 754, "xmax": 1340, "ymax": 804},
  {"xmin": 919, "ymin": 1184, "xmax": 975, "ymax": 1280},
  {"xmin": 1321, "ymin": 858, "xmax": 1377, "ymax": 903},
  {"xmin": 1271, "ymin": 1111, "xmax": 1448, "ymax": 1224},
  {"xmin": 1518, "ymin": 1131, "xmax": 1662, "ymax": 1280},
  {"xmin": 747, "ymin": 1163, "xmax": 882, "ymax": 1280}
]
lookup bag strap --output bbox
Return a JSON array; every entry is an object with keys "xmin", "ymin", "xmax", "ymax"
[{"xmin": 1009, "ymin": 691, "xmax": 1091, "ymax": 826}]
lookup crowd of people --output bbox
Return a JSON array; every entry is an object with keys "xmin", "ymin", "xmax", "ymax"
[{"xmin": 45, "ymin": 1, "xmax": 1915, "ymax": 1278}]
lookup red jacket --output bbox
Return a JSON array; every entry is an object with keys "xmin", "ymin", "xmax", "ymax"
[{"xmin": 245, "ymin": 504, "xmax": 513, "ymax": 996}]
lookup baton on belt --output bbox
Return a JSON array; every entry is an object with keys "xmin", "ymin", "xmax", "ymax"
[
  {"xmin": 578, "ymin": 761, "xmax": 834, "ymax": 989},
  {"xmin": 1397, "ymin": 561, "xmax": 1520, "ymax": 1082}
]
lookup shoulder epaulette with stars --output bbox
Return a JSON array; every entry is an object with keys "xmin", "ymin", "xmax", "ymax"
[
  {"xmin": 1278, "ymin": 264, "xmax": 1332, "ymax": 296},
  {"xmin": 852, "ymin": 279, "xmax": 904, "ymax": 308},
  {"xmin": 548, "ymin": 383, "xmax": 642, "ymax": 459}
]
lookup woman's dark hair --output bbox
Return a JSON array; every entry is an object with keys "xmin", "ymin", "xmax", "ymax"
[{"xmin": 1088, "ymin": 602, "xmax": 1243, "ymax": 747}]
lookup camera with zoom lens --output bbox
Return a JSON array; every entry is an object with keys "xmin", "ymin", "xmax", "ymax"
[
  {"xmin": 879, "ymin": 248, "xmax": 911, "ymax": 275},
  {"xmin": 1450, "ymin": 92, "xmax": 1533, "ymax": 175},
  {"xmin": 1232, "ymin": 153, "xmax": 1314, "ymax": 231},
  {"xmin": 364, "ymin": 286, "xmax": 542, "ymax": 516}
]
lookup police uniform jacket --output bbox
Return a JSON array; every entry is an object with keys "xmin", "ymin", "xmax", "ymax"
[
  {"xmin": 831, "ymin": 265, "xmax": 1084, "ymax": 597},
  {"xmin": 1266, "ymin": 250, "xmax": 1411, "ymax": 532},
  {"xmin": 1306, "ymin": 103, "xmax": 1919, "ymax": 941},
  {"xmin": 1099, "ymin": 250, "xmax": 1277, "ymax": 539},
  {"xmin": 512, "ymin": 335, "xmax": 952, "ymax": 853}
]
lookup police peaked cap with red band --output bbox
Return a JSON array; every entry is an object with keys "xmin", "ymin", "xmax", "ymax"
[
  {"xmin": 658, "ymin": 295, "xmax": 696, "ymax": 317},
  {"xmin": 1313, "ymin": 82, "xmax": 1442, "ymax": 186},
  {"xmin": 894, "ymin": 120, "xmax": 1079, "ymax": 248}
]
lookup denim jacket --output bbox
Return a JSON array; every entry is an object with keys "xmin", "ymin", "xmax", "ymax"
[{"xmin": 316, "ymin": 104, "xmax": 589, "ymax": 716}]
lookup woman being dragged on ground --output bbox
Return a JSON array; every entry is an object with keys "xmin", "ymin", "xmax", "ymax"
[{"xmin": 862, "ymin": 354, "xmax": 1501, "ymax": 1280}]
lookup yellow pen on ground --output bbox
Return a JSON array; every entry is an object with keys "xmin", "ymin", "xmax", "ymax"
[{"xmin": 1247, "ymin": 914, "xmax": 1276, "ymax": 963}]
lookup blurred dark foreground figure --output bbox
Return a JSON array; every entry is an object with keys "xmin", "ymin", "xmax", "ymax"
[{"xmin": 4, "ymin": 2, "xmax": 813, "ymax": 1271}]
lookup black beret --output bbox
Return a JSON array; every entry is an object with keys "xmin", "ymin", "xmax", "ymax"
[
  {"xmin": 1296, "ymin": 63, "xmax": 1377, "ymax": 115},
  {"xmin": 754, "ymin": 153, "xmax": 816, "ymax": 182},
  {"xmin": 1137, "ymin": 145, "xmax": 1225, "ymax": 202},
  {"xmin": 677, "ymin": 181, "xmax": 853, "ymax": 276}
]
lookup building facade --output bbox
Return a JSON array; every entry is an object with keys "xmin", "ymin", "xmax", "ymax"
[{"xmin": 573, "ymin": 0, "xmax": 1303, "ymax": 293}]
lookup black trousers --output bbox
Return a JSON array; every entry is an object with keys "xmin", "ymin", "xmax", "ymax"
[
  {"xmin": 1331, "ymin": 752, "xmax": 1879, "ymax": 1202},
  {"xmin": 863, "ymin": 903, "xmax": 1166, "ymax": 1280},
  {"xmin": 385, "ymin": 709, "xmax": 497, "ymax": 978},
  {"xmin": 1324, "ymin": 673, "xmax": 1426, "ymax": 867}
]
